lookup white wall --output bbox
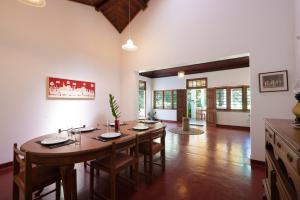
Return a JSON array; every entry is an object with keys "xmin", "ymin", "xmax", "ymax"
[
  {"xmin": 151, "ymin": 68, "xmax": 250, "ymax": 127},
  {"xmin": 0, "ymin": 0, "xmax": 121, "ymax": 163},
  {"xmin": 296, "ymin": 0, "xmax": 300, "ymax": 77},
  {"xmin": 121, "ymin": 0, "xmax": 296, "ymax": 161}
]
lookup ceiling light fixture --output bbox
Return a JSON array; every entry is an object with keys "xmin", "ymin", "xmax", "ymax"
[
  {"xmin": 122, "ymin": 0, "xmax": 137, "ymax": 51},
  {"xmin": 18, "ymin": 0, "xmax": 46, "ymax": 7},
  {"xmin": 178, "ymin": 71, "xmax": 185, "ymax": 78}
]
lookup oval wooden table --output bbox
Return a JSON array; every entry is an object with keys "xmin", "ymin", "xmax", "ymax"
[{"xmin": 21, "ymin": 121, "xmax": 166, "ymax": 200}]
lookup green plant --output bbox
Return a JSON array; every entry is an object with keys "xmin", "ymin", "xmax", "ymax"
[{"xmin": 109, "ymin": 94, "xmax": 121, "ymax": 120}]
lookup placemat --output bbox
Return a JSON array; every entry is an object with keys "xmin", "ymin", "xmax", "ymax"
[
  {"xmin": 36, "ymin": 140, "xmax": 76, "ymax": 149},
  {"xmin": 93, "ymin": 134, "xmax": 128, "ymax": 142}
]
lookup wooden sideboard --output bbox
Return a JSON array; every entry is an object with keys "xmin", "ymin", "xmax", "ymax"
[{"xmin": 264, "ymin": 119, "xmax": 300, "ymax": 200}]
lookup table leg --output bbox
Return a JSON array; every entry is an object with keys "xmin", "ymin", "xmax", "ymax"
[{"xmin": 60, "ymin": 165, "xmax": 77, "ymax": 200}]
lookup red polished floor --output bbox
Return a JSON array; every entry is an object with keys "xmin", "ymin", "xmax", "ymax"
[{"xmin": 0, "ymin": 124, "xmax": 265, "ymax": 200}]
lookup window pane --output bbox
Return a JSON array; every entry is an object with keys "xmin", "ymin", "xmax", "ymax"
[
  {"xmin": 164, "ymin": 91, "xmax": 172, "ymax": 109},
  {"xmin": 139, "ymin": 90, "xmax": 145, "ymax": 117},
  {"xmin": 247, "ymin": 87, "xmax": 251, "ymax": 110},
  {"xmin": 155, "ymin": 91, "xmax": 163, "ymax": 109},
  {"xmin": 231, "ymin": 88, "xmax": 243, "ymax": 110},
  {"xmin": 173, "ymin": 90, "xmax": 177, "ymax": 109},
  {"xmin": 216, "ymin": 89, "xmax": 227, "ymax": 109}
]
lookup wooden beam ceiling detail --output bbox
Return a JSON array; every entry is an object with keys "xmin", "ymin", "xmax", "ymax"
[
  {"xmin": 68, "ymin": 0, "xmax": 150, "ymax": 33},
  {"xmin": 139, "ymin": 56, "xmax": 250, "ymax": 78}
]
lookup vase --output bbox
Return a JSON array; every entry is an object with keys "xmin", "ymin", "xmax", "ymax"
[{"xmin": 114, "ymin": 119, "xmax": 120, "ymax": 132}]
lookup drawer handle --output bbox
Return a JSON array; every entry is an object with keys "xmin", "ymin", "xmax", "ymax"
[
  {"xmin": 287, "ymin": 153, "xmax": 293, "ymax": 162},
  {"xmin": 277, "ymin": 142, "xmax": 281, "ymax": 148}
]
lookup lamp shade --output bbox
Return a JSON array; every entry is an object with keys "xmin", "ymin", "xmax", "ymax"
[
  {"xmin": 18, "ymin": 0, "xmax": 46, "ymax": 7},
  {"xmin": 122, "ymin": 39, "xmax": 138, "ymax": 51},
  {"xmin": 178, "ymin": 71, "xmax": 185, "ymax": 78}
]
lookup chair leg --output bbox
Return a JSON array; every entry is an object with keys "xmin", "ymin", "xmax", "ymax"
[
  {"xmin": 111, "ymin": 173, "xmax": 116, "ymax": 200},
  {"xmin": 90, "ymin": 166, "xmax": 94, "ymax": 200},
  {"xmin": 149, "ymin": 155, "xmax": 153, "ymax": 184},
  {"xmin": 13, "ymin": 182, "xmax": 19, "ymax": 200},
  {"xmin": 143, "ymin": 155, "xmax": 148, "ymax": 172},
  {"xmin": 96, "ymin": 169, "xmax": 100, "ymax": 176},
  {"xmin": 84, "ymin": 162, "xmax": 87, "ymax": 169},
  {"xmin": 161, "ymin": 149, "xmax": 165, "ymax": 172},
  {"xmin": 56, "ymin": 180, "xmax": 61, "ymax": 200},
  {"xmin": 134, "ymin": 161, "xmax": 139, "ymax": 191},
  {"xmin": 24, "ymin": 189, "xmax": 32, "ymax": 200}
]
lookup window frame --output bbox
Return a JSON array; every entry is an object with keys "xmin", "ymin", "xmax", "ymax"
[
  {"xmin": 186, "ymin": 78, "xmax": 208, "ymax": 89},
  {"xmin": 153, "ymin": 90, "xmax": 177, "ymax": 110},
  {"xmin": 215, "ymin": 85, "xmax": 250, "ymax": 112},
  {"xmin": 216, "ymin": 87, "xmax": 228, "ymax": 111}
]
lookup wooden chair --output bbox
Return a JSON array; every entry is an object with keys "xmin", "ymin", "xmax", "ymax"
[
  {"xmin": 89, "ymin": 136, "xmax": 139, "ymax": 200},
  {"xmin": 139, "ymin": 128, "xmax": 166, "ymax": 183},
  {"xmin": 12, "ymin": 143, "xmax": 61, "ymax": 200}
]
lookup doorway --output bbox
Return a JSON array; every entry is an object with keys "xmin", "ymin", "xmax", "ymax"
[
  {"xmin": 187, "ymin": 88, "xmax": 207, "ymax": 125},
  {"xmin": 186, "ymin": 78, "xmax": 208, "ymax": 126},
  {"xmin": 138, "ymin": 80, "xmax": 146, "ymax": 118}
]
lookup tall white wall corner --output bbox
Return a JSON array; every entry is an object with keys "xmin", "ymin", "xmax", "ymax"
[{"xmin": 296, "ymin": 0, "xmax": 300, "ymax": 77}]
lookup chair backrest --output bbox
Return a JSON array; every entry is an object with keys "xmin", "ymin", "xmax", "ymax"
[
  {"xmin": 13, "ymin": 143, "xmax": 33, "ymax": 193},
  {"xmin": 110, "ymin": 135, "xmax": 139, "ymax": 166}
]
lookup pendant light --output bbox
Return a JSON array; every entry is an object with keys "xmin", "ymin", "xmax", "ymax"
[
  {"xmin": 122, "ymin": 0, "xmax": 138, "ymax": 51},
  {"xmin": 18, "ymin": 0, "xmax": 46, "ymax": 7},
  {"xmin": 178, "ymin": 71, "xmax": 185, "ymax": 78}
]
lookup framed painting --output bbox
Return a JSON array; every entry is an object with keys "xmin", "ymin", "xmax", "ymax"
[
  {"xmin": 258, "ymin": 70, "xmax": 288, "ymax": 93},
  {"xmin": 47, "ymin": 77, "xmax": 95, "ymax": 99}
]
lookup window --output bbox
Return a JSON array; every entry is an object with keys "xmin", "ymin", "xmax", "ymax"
[
  {"xmin": 247, "ymin": 87, "xmax": 251, "ymax": 110},
  {"xmin": 154, "ymin": 90, "xmax": 177, "ymax": 110},
  {"xmin": 231, "ymin": 88, "xmax": 243, "ymax": 110},
  {"xmin": 154, "ymin": 91, "xmax": 163, "ymax": 109},
  {"xmin": 215, "ymin": 86, "xmax": 250, "ymax": 111},
  {"xmin": 187, "ymin": 78, "xmax": 207, "ymax": 89},
  {"xmin": 138, "ymin": 81, "xmax": 146, "ymax": 117},
  {"xmin": 173, "ymin": 90, "xmax": 177, "ymax": 109},
  {"xmin": 216, "ymin": 88, "xmax": 227, "ymax": 109},
  {"xmin": 164, "ymin": 90, "xmax": 172, "ymax": 109}
]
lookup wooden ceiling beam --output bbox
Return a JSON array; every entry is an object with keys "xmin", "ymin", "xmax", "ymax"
[
  {"xmin": 136, "ymin": 0, "xmax": 147, "ymax": 10},
  {"xmin": 139, "ymin": 56, "xmax": 250, "ymax": 78},
  {"xmin": 95, "ymin": 0, "xmax": 113, "ymax": 12}
]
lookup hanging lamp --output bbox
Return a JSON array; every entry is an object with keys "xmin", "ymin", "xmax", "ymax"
[
  {"xmin": 18, "ymin": 0, "xmax": 46, "ymax": 7},
  {"xmin": 122, "ymin": 0, "xmax": 138, "ymax": 51}
]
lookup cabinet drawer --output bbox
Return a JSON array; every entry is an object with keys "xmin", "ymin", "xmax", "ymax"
[
  {"xmin": 275, "ymin": 136, "xmax": 300, "ymax": 175},
  {"xmin": 265, "ymin": 125, "xmax": 275, "ymax": 145}
]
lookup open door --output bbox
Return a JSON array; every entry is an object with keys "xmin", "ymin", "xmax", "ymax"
[
  {"xmin": 206, "ymin": 88, "xmax": 217, "ymax": 127},
  {"xmin": 177, "ymin": 89, "xmax": 187, "ymax": 123}
]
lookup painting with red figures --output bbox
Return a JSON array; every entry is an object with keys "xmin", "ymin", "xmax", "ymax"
[{"xmin": 47, "ymin": 77, "xmax": 95, "ymax": 99}]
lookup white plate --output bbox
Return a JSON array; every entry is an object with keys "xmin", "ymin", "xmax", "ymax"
[
  {"xmin": 99, "ymin": 132, "xmax": 121, "ymax": 139},
  {"xmin": 41, "ymin": 137, "xmax": 69, "ymax": 145},
  {"xmin": 78, "ymin": 127, "xmax": 96, "ymax": 132},
  {"xmin": 133, "ymin": 125, "xmax": 149, "ymax": 130}
]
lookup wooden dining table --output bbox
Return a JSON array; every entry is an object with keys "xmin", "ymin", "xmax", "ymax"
[{"xmin": 20, "ymin": 121, "xmax": 166, "ymax": 200}]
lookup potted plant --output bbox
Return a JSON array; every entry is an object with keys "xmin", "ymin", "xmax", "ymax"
[{"xmin": 109, "ymin": 94, "xmax": 121, "ymax": 132}]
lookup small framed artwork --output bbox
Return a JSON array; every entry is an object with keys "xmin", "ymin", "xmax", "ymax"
[
  {"xmin": 259, "ymin": 70, "xmax": 288, "ymax": 93},
  {"xmin": 47, "ymin": 77, "xmax": 95, "ymax": 99}
]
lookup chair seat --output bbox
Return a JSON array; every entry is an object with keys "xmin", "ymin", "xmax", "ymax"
[
  {"xmin": 91, "ymin": 153, "xmax": 134, "ymax": 171},
  {"xmin": 139, "ymin": 142, "xmax": 164, "ymax": 155},
  {"xmin": 14, "ymin": 166, "xmax": 60, "ymax": 191}
]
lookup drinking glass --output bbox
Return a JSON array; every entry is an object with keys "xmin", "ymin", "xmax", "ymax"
[{"xmin": 74, "ymin": 129, "xmax": 81, "ymax": 145}]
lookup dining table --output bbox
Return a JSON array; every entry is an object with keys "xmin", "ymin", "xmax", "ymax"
[{"xmin": 20, "ymin": 120, "xmax": 166, "ymax": 200}]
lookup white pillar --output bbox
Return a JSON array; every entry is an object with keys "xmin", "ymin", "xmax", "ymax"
[{"xmin": 296, "ymin": 0, "xmax": 300, "ymax": 78}]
